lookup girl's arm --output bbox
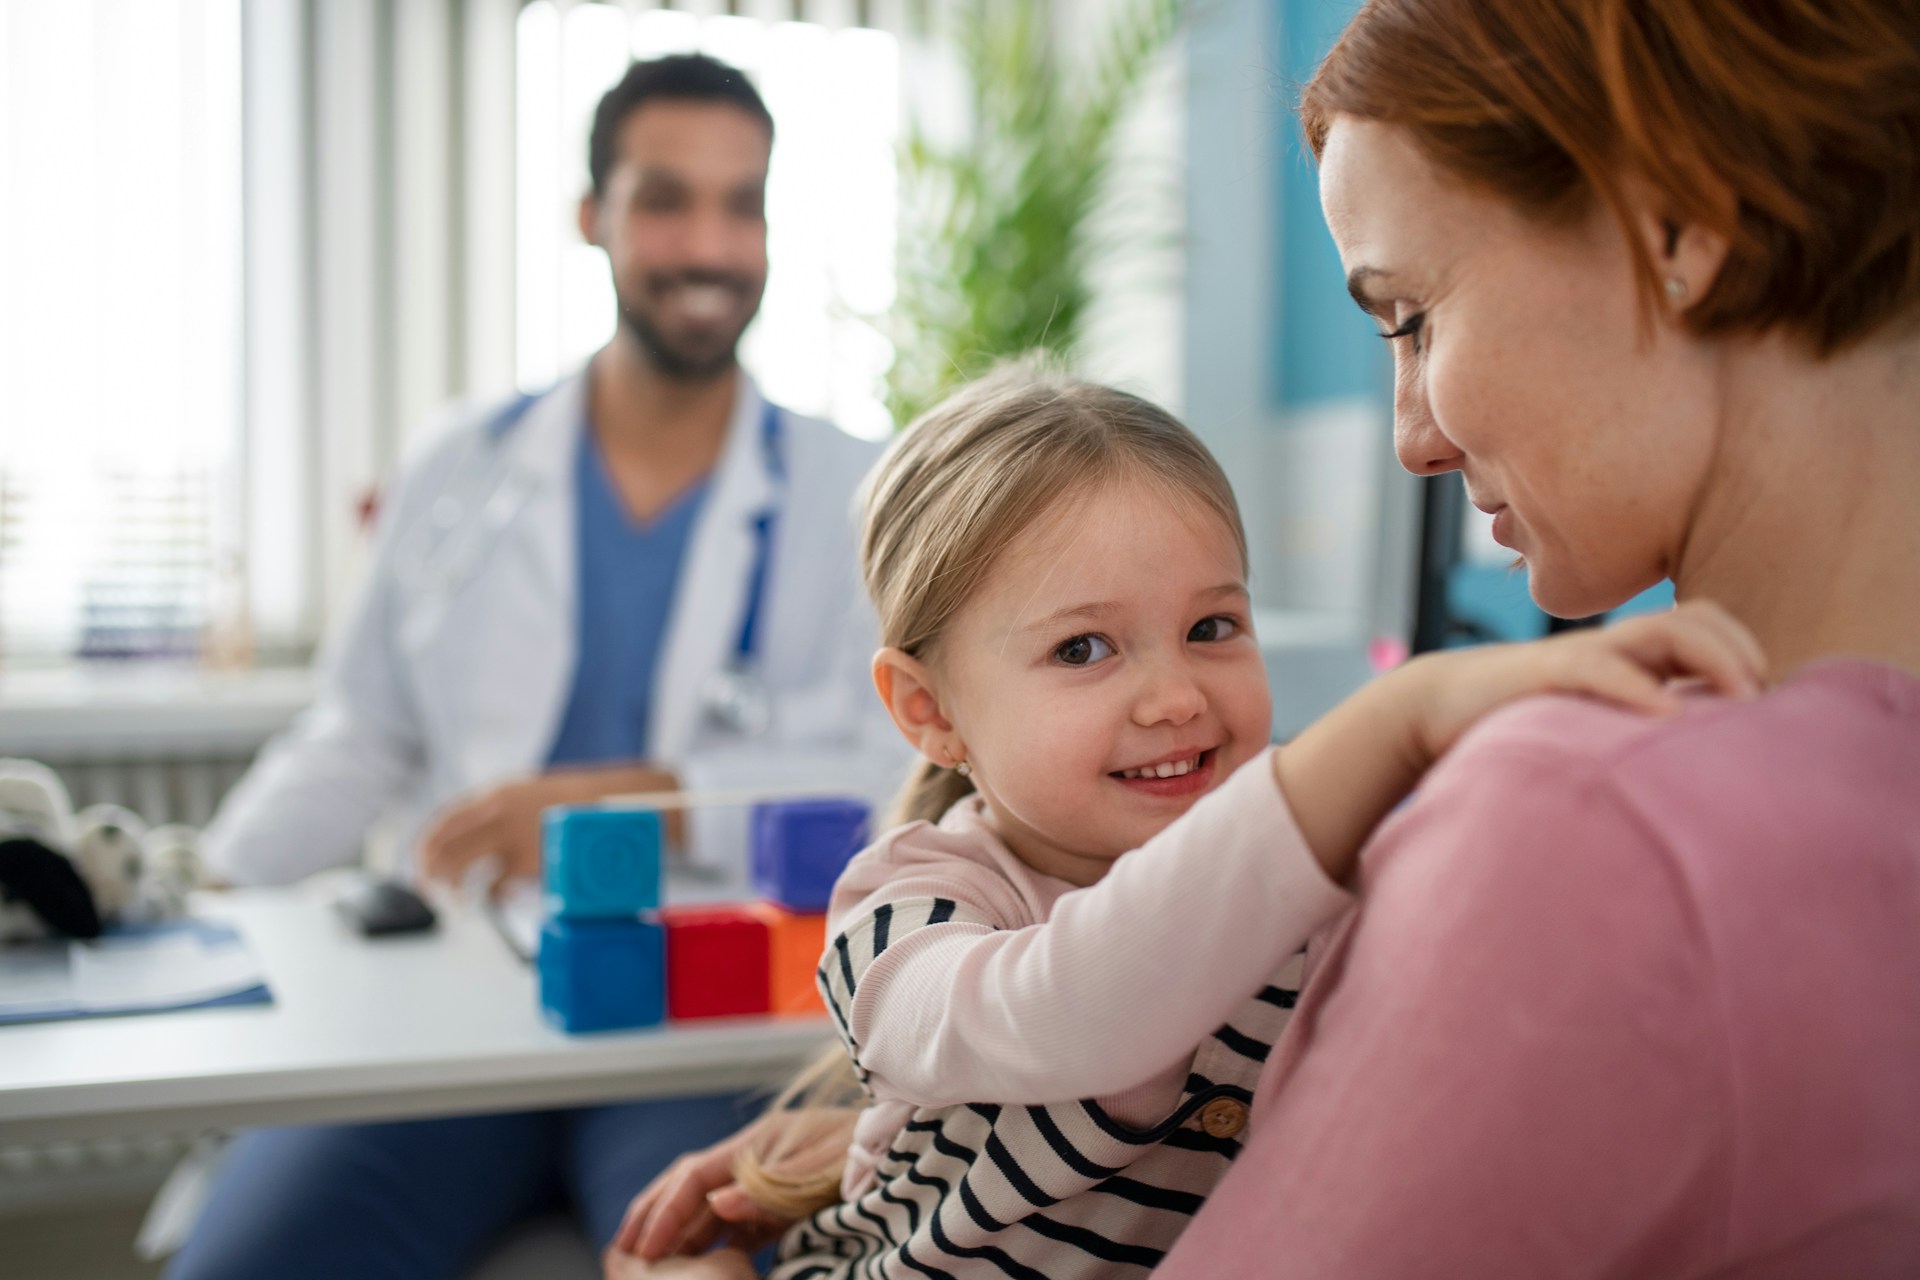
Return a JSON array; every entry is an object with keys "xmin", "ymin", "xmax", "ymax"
[
  {"xmin": 1276, "ymin": 600, "xmax": 1762, "ymax": 885},
  {"xmin": 828, "ymin": 750, "xmax": 1338, "ymax": 1107},
  {"xmin": 839, "ymin": 602, "xmax": 1762, "ymax": 1108}
]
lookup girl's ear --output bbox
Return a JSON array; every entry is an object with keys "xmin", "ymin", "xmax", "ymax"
[{"xmin": 872, "ymin": 648, "xmax": 962, "ymax": 763}]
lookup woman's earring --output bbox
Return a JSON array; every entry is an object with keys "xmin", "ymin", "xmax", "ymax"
[
  {"xmin": 955, "ymin": 760, "xmax": 973, "ymax": 778},
  {"xmin": 1665, "ymin": 275, "xmax": 1688, "ymax": 302}
]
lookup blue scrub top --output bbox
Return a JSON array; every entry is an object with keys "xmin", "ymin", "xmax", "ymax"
[{"xmin": 545, "ymin": 425, "xmax": 710, "ymax": 765}]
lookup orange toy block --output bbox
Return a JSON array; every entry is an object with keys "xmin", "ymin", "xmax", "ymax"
[{"xmin": 750, "ymin": 903, "xmax": 828, "ymax": 1016}]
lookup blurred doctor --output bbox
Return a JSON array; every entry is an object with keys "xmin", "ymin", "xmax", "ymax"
[
  {"xmin": 171, "ymin": 55, "xmax": 905, "ymax": 1280},
  {"xmin": 205, "ymin": 58, "xmax": 902, "ymax": 894}
]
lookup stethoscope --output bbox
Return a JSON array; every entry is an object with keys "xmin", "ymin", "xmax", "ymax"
[
  {"xmin": 699, "ymin": 399, "xmax": 785, "ymax": 738},
  {"xmin": 396, "ymin": 388, "xmax": 787, "ymax": 738}
]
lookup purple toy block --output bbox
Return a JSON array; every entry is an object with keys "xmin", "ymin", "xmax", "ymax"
[
  {"xmin": 750, "ymin": 797, "xmax": 869, "ymax": 912},
  {"xmin": 538, "ymin": 917, "xmax": 666, "ymax": 1033}
]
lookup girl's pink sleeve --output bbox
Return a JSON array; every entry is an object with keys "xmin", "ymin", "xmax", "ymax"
[{"xmin": 835, "ymin": 749, "xmax": 1353, "ymax": 1107}]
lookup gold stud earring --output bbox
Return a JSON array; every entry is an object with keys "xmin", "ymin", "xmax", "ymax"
[
  {"xmin": 1665, "ymin": 276, "xmax": 1688, "ymax": 302},
  {"xmin": 955, "ymin": 760, "xmax": 972, "ymax": 778}
]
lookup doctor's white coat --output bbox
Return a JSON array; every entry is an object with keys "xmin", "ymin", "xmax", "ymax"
[{"xmin": 206, "ymin": 372, "xmax": 910, "ymax": 885}]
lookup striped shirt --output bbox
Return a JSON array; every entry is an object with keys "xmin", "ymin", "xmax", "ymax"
[{"xmin": 768, "ymin": 749, "xmax": 1352, "ymax": 1279}]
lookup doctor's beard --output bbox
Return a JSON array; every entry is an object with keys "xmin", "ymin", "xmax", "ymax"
[{"xmin": 617, "ymin": 268, "xmax": 762, "ymax": 383}]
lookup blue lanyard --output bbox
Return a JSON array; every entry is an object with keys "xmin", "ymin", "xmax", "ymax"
[{"xmin": 732, "ymin": 402, "xmax": 785, "ymax": 667}]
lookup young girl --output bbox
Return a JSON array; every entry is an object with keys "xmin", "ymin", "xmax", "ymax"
[{"xmin": 611, "ymin": 366, "xmax": 1763, "ymax": 1279}]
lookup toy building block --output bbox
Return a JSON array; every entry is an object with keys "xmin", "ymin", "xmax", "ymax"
[
  {"xmin": 661, "ymin": 904, "xmax": 771, "ymax": 1020},
  {"xmin": 538, "ymin": 917, "xmax": 665, "ymax": 1033},
  {"xmin": 749, "ymin": 798, "xmax": 869, "ymax": 912},
  {"xmin": 543, "ymin": 808, "xmax": 663, "ymax": 920},
  {"xmin": 748, "ymin": 903, "xmax": 828, "ymax": 1016}
]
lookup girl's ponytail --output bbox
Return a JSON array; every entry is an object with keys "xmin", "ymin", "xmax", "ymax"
[{"xmin": 884, "ymin": 758, "xmax": 976, "ymax": 829}]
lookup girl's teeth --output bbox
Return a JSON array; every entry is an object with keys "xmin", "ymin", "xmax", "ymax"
[{"xmin": 1122, "ymin": 756, "xmax": 1199, "ymax": 779}]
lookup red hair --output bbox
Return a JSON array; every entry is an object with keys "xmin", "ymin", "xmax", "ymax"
[{"xmin": 1300, "ymin": 0, "xmax": 1920, "ymax": 354}]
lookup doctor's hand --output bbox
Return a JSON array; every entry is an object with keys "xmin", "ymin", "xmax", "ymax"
[{"xmin": 417, "ymin": 763, "xmax": 683, "ymax": 889}]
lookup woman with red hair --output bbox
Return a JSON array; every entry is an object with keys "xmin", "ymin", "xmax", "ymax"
[
  {"xmin": 606, "ymin": 4, "xmax": 1920, "ymax": 1275},
  {"xmin": 1156, "ymin": 1, "xmax": 1920, "ymax": 1275}
]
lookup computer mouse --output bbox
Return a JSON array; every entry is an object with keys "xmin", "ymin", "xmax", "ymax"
[{"xmin": 335, "ymin": 877, "xmax": 437, "ymax": 937}]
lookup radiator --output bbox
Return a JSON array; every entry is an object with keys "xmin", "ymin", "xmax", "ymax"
[{"xmin": 42, "ymin": 755, "xmax": 255, "ymax": 831}]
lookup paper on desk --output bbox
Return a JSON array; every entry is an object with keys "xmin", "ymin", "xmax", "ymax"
[
  {"xmin": 0, "ymin": 918, "xmax": 272, "ymax": 1024},
  {"xmin": 490, "ymin": 878, "xmax": 544, "ymax": 963}
]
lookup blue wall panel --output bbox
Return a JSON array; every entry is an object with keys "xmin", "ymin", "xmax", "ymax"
[{"xmin": 1269, "ymin": 0, "xmax": 1381, "ymax": 412}]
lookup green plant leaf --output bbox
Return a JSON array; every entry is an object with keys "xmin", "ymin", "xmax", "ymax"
[{"xmin": 886, "ymin": 0, "xmax": 1188, "ymax": 427}]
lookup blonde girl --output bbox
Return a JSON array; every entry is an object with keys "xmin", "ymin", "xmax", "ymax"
[{"xmin": 608, "ymin": 365, "xmax": 1762, "ymax": 1280}]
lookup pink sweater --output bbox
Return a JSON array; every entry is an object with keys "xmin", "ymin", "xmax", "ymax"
[
  {"xmin": 1158, "ymin": 658, "xmax": 1920, "ymax": 1278},
  {"xmin": 826, "ymin": 748, "xmax": 1351, "ymax": 1183},
  {"xmin": 768, "ymin": 752, "xmax": 1354, "ymax": 1279}
]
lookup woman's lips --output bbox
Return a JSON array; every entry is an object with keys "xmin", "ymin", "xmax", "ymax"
[{"xmin": 1487, "ymin": 505, "xmax": 1516, "ymax": 548}]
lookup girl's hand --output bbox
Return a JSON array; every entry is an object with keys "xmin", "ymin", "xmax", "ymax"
[
  {"xmin": 610, "ymin": 1122, "xmax": 794, "ymax": 1261},
  {"xmin": 1276, "ymin": 600, "xmax": 1764, "ymax": 886},
  {"xmin": 1408, "ymin": 600, "xmax": 1764, "ymax": 760}
]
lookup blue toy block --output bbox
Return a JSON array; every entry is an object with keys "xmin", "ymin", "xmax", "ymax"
[
  {"xmin": 542, "ymin": 807, "xmax": 663, "ymax": 920},
  {"xmin": 538, "ymin": 917, "xmax": 666, "ymax": 1033},
  {"xmin": 750, "ymin": 797, "xmax": 870, "ymax": 912}
]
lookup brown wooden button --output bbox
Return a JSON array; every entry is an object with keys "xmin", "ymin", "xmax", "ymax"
[{"xmin": 1199, "ymin": 1097, "xmax": 1248, "ymax": 1139}]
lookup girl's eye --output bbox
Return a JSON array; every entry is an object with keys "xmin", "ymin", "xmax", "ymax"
[
  {"xmin": 1188, "ymin": 615, "xmax": 1239, "ymax": 643},
  {"xmin": 1380, "ymin": 312, "xmax": 1426, "ymax": 354},
  {"xmin": 1054, "ymin": 634, "xmax": 1114, "ymax": 666}
]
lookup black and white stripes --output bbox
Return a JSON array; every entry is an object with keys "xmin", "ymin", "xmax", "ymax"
[{"xmin": 772, "ymin": 896, "xmax": 1300, "ymax": 1280}]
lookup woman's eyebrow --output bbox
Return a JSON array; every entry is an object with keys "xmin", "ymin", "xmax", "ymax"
[{"xmin": 1345, "ymin": 266, "xmax": 1392, "ymax": 318}]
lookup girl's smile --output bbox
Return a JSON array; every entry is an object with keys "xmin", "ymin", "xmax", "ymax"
[
  {"xmin": 916, "ymin": 478, "xmax": 1272, "ymax": 886},
  {"xmin": 1111, "ymin": 747, "xmax": 1218, "ymax": 796}
]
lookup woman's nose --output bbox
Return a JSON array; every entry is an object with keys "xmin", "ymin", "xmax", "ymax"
[{"xmin": 1393, "ymin": 376, "xmax": 1463, "ymax": 477}]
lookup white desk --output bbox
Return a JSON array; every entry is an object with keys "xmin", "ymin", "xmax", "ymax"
[{"xmin": 0, "ymin": 888, "xmax": 831, "ymax": 1145}]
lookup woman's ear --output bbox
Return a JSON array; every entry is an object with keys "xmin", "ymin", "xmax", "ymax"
[
  {"xmin": 1625, "ymin": 171, "xmax": 1732, "ymax": 311},
  {"xmin": 872, "ymin": 648, "xmax": 962, "ymax": 763}
]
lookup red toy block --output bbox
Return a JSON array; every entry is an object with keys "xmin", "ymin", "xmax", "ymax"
[
  {"xmin": 660, "ymin": 904, "xmax": 771, "ymax": 1020},
  {"xmin": 749, "ymin": 903, "xmax": 828, "ymax": 1016}
]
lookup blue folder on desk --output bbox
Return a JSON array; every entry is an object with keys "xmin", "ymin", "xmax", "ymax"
[{"xmin": 0, "ymin": 918, "xmax": 273, "ymax": 1025}]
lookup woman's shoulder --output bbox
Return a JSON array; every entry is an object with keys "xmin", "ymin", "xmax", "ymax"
[
  {"xmin": 1385, "ymin": 657, "xmax": 1920, "ymax": 897},
  {"xmin": 1440, "ymin": 656, "xmax": 1920, "ymax": 791}
]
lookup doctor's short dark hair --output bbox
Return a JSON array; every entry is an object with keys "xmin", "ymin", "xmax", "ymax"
[{"xmin": 588, "ymin": 53, "xmax": 774, "ymax": 198}]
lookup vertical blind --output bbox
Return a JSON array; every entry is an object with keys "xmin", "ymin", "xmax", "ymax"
[{"xmin": 0, "ymin": 0, "xmax": 244, "ymax": 663}]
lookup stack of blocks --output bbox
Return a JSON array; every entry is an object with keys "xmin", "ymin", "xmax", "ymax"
[{"xmin": 537, "ymin": 797, "xmax": 868, "ymax": 1033}]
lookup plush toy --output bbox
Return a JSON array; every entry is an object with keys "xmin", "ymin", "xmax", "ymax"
[
  {"xmin": 0, "ymin": 836, "xmax": 102, "ymax": 939},
  {"xmin": 0, "ymin": 759, "xmax": 206, "ymax": 940},
  {"xmin": 0, "ymin": 758, "xmax": 95, "ymax": 941},
  {"xmin": 73, "ymin": 803, "xmax": 150, "ymax": 921},
  {"xmin": 135, "ymin": 824, "xmax": 206, "ymax": 921}
]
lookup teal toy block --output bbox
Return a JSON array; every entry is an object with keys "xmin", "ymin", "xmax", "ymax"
[
  {"xmin": 542, "ymin": 807, "xmax": 663, "ymax": 920},
  {"xmin": 538, "ymin": 917, "xmax": 665, "ymax": 1033}
]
